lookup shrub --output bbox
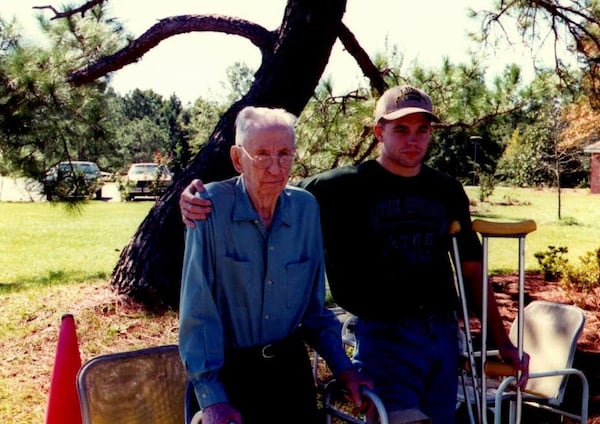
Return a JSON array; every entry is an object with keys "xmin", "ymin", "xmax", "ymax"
[
  {"xmin": 478, "ymin": 172, "xmax": 495, "ymax": 202},
  {"xmin": 534, "ymin": 246, "xmax": 569, "ymax": 281},
  {"xmin": 562, "ymin": 247, "xmax": 600, "ymax": 290},
  {"xmin": 558, "ymin": 216, "xmax": 582, "ymax": 226}
]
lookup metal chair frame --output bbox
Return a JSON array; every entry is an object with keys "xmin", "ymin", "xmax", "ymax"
[
  {"xmin": 491, "ymin": 300, "xmax": 589, "ymax": 424},
  {"xmin": 311, "ymin": 311, "xmax": 391, "ymax": 424}
]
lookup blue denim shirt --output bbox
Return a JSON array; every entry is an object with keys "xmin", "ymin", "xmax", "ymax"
[{"xmin": 179, "ymin": 176, "xmax": 351, "ymax": 408}]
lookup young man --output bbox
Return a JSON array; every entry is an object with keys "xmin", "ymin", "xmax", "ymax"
[
  {"xmin": 180, "ymin": 87, "xmax": 529, "ymax": 424},
  {"xmin": 179, "ymin": 106, "xmax": 371, "ymax": 424}
]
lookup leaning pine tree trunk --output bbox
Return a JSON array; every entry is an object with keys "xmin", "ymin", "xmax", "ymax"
[{"xmin": 109, "ymin": 0, "xmax": 347, "ymax": 310}]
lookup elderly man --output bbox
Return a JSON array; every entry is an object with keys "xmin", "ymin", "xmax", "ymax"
[{"xmin": 179, "ymin": 106, "xmax": 371, "ymax": 424}]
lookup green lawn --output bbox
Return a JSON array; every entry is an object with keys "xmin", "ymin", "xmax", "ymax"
[
  {"xmin": 1, "ymin": 187, "xmax": 599, "ymax": 293},
  {"xmin": 0, "ymin": 201, "xmax": 153, "ymax": 292},
  {"xmin": 465, "ymin": 186, "xmax": 600, "ymax": 273}
]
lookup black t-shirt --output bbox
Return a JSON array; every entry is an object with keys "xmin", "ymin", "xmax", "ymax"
[{"xmin": 297, "ymin": 160, "xmax": 482, "ymax": 320}]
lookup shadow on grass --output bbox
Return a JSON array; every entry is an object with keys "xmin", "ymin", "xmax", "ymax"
[{"xmin": 0, "ymin": 270, "xmax": 108, "ymax": 294}]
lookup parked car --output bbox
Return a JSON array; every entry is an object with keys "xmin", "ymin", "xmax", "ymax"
[
  {"xmin": 43, "ymin": 161, "xmax": 105, "ymax": 200},
  {"xmin": 122, "ymin": 163, "xmax": 172, "ymax": 201}
]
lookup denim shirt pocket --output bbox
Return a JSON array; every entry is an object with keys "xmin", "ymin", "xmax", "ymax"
[
  {"xmin": 220, "ymin": 256, "xmax": 258, "ymax": 306},
  {"xmin": 284, "ymin": 259, "xmax": 312, "ymax": 309}
]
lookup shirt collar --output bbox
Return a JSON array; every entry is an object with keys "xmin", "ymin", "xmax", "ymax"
[{"xmin": 232, "ymin": 177, "xmax": 292, "ymax": 227}]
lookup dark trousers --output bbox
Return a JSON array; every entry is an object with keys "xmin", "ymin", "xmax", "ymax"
[{"xmin": 223, "ymin": 334, "xmax": 318, "ymax": 424}]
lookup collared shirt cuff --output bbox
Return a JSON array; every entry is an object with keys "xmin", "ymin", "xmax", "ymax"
[{"xmin": 193, "ymin": 380, "xmax": 229, "ymax": 409}]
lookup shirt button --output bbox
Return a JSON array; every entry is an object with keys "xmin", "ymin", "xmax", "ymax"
[
  {"xmin": 269, "ymin": 245, "xmax": 274, "ymax": 251},
  {"xmin": 267, "ymin": 280, "xmax": 273, "ymax": 285},
  {"xmin": 264, "ymin": 314, "xmax": 270, "ymax": 320}
]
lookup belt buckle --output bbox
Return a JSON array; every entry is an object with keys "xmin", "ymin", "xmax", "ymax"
[{"xmin": 261, "ymin": 344, "xmax": 275, "ymax": 359}]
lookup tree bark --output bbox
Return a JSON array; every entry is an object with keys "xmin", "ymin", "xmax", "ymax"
[{"xmin": 109, "ymin": 0, "xmax": 348, "ymax": 310}]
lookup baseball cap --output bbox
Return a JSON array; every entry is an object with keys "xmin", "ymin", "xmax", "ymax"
[{"xmin": 374, "ymin": 85, "xmax": 440, "ymax": 124}]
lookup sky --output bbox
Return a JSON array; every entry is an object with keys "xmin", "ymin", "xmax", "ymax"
[{"xmin": 3, "ymin": 0, "xmax": 557, "ymax": 105}]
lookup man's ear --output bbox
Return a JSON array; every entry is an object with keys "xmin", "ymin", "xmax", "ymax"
[
  {"xmin": 373, "ymin": 123, "xmax": 383, "ymax": 141},
  {"xmin": 230, "ymin": 145, "xmax": 243, "ymax": 174}
]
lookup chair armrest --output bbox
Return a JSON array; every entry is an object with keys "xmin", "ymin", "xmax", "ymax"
[
  {"xmin": 323, "ymin": 380, "xmax": 390, "ymax": 424},
  {"xmin": 190, "ymin": 411, "xmax": 202, "ymax": 424},
  {"xmin": 492, "ymin": 368, "xmax": 589, "ymax": 424}
]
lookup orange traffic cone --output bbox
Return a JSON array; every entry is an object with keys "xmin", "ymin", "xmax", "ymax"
[{"xmin": 45, "ymin": 313, "xmax": 83, "ymax": 424}]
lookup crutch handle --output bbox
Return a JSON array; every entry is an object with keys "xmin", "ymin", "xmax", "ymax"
[
  {"xmin": 472, "ymin": 219, "xmax": 536, "ymax": 236},
  {"xmin": 484, "ymin": 361, "xmax": 517, "ymax": 377},
  {"xmin": 448, "ymin": 220, "xmax": 461, "ymax": 235}
]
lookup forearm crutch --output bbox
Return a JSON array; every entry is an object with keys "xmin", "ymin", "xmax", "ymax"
[
  {"xmin": 472, "ymin": 219, "xmax": 537, "ymax": 424},
  {"xmin": 449, "ymin": 221, "xmax": 483, "ymax": 424}
]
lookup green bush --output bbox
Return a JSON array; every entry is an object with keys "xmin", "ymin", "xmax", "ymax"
[
  {"xmin": 558, "ymin": 216, "xmax": 582, "ymax": 226},
  {"xmin": 478, "ymin": 172, "xmax": 495, "ymax": 202},
  {"xmin": 534, "ymin": 245, "xmax": 569, "ymax": 281},
  {"xmin": 562, "ymin": 247, "xmax": 600, "ymax": 290}
]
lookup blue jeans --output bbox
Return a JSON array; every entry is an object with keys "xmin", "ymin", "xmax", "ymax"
[{"xmin": 352, "ymin": 313, "xmax": 459, "ymax": 424}]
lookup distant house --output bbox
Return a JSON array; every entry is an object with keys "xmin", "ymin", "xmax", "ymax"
[{"xmin": 584, "ymin": 141, "xmax": 600, "ymax": 194}]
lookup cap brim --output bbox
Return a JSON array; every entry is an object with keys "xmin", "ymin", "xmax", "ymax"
[{"xmin": 380, "ymin": 107, "xmax": 440, "ymax": 123}]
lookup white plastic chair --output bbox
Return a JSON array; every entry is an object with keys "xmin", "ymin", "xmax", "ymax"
[
  {"xmin": 454, "ymin": 300, "xmax": 589, "ymax": 424},
  {"xmin": 492, "ymin": 300, "xmax": 589, "ymax": 424}
]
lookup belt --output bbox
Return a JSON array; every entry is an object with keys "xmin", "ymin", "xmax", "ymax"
[
  {"xmin": 364, "ymin": 308, "xmax": 457, "ymax": 323},
  {"xmin": 226, "ymin": 332, "xmax": 304, "ymax": 361},
  {"xmin": 412, "ymin": 307, "xmax": 456, "ymax": 320}
]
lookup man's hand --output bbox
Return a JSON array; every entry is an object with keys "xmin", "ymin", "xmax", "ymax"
[
  {"xmin": 180, "ymin": 179, "xmax": 212, "ymax": 228},
  {"xmin": 337, "ymin": 367, "xmax": 375, "ymax": 414},
  {"xmin": 199, "ymin": 402, "xmax": 242, "ymax": 424},
  {"xmin": 499, "ymin": 340, "xmax": 530, "ymax": 389}
]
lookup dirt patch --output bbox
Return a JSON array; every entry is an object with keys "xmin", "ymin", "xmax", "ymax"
[{"xmin": 0, "ymin": 282, "xmax": 179, "ymax": 423}]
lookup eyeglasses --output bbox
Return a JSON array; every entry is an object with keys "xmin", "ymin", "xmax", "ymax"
[{"xmin": 239, "ymin": 145, "xmax": 295, "ymax": 169}]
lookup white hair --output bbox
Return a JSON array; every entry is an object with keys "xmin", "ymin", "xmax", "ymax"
[{"xmin": 234, "ymin": 106, "xmax": 297, "ymax": 146}]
